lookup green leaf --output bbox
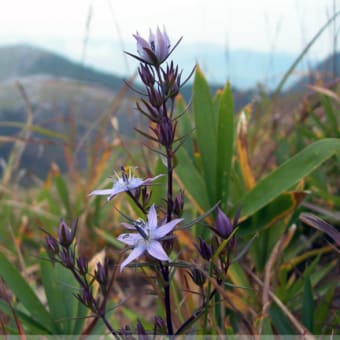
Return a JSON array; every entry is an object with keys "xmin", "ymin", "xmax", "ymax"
[
  {"xmin": 216, "ymin": 82, "xmax": 234, "ymax": 210},
  {"xmin": 40, "ymin": 254, "xmax": 86, "ymax": 334},
  {"xmin": 319, "ymin": 94, "xmax": 340, "ymax": 138},
  {"xmin": 192, "ymin": 66, "xmax": 217, "ymax": 204},
  {"xmin": 0, "ymin": 252, "xmax": 56, "ymax": 333},
  {"xmin": 314, "ymin": 282, "xmax": 336, "ymax": 333},
  {"xmin": 0, "ymin": 299, "xmax": 52, "ymax": 334},
  {"xmin": 175, "ymin": 146, "xmax": 211, "ymax": 213},
  {"xmin": 237, "ymin": 138, "xmax": 340, "ymax": 219},
  {"xmin": 269, "ymin": 303, "xmax": 295, "ymax": 334},
  {"xmin": 54, "ymin": 175, "xmax": 72, "ymax": 218},
  {"xmin": 302, "ymin": 275, "xmax": 314, "ymax": 331},
  {"xmin": 238, "ymin": 191, "xmax": 307, "ymax": 236}
]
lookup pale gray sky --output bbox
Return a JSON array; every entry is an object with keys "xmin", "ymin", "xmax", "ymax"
[{"xmin": 0, "ymin": 0, "xmax": 338, "ymax": 84}]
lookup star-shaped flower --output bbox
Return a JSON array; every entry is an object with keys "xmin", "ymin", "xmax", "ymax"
[
  {"xmin": 89, "ymin": 167, "xmax": 163, "ymax": 202},
  {"xmin": 133, "ymin": 26, "xmax": 171, "ymax": 65},
  {"xmin": 117, "ymin": 204, "xmax": 183, "ymax": 271}
]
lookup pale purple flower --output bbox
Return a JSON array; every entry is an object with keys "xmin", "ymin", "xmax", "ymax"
[
  {"xmin": 89, "ymin": 167, "xmax": 163, "ymax": 201},
  {"xmin": 117, "ymin": 204, "xmax": 183, "ymax": 271},
  {"xmin": 133, "ymin": 26, "xmax": 171, "ymax": 65}
]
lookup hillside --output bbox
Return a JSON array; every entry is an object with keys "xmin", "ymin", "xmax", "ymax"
[
  {"xmin": 0, "ymin": 44, "xmax": 337, "ymax": 182},
  {"xmin": 0, "ymin": 44, "xmax": 124, "ymax": 90}
]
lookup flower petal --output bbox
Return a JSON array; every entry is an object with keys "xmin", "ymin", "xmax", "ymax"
[
  {"xmin": 153, "ymin": 218, "xmax": 183, "ymax": 239},
  {"xmin": 120, "ymin": 245, "xmax": 146, "ymax": 272},
  {"xmin": 117, "ymin": 233, "xmax": 142, "ymax": 246},
  {"xmin": 146, "ymin": 240, "xmax": 170, "ymax": 261},
  {"xmin": 155, "ymin": 26, "xmax": 170, "ymax": 62},
  {"xmin": 127, "ymin": 177, "xmax": 144, "ymax": 190},
  {"xmin": 88, "ymin": 189, "xmax": 113, "ymax": 197},
  {"xmin": 120, "ymin": 222, "xmax": 135, "ymax": 230},
  {"xmin": 134, "ymin": 33, "xmax": 150, "ymax": 50},
  {"xmin": 147, "ymin": 204, "xmax": 158, "ymax": 230},
  {"xmin": 142, "ymin": 174, "xmax": 164, "ymax": 186}
]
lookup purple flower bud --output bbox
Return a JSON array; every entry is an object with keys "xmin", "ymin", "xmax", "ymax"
[
  {"xmin": 197, "ymin": 237, "xmax": 212, "ymax": 261},
  {"xmin": 60, "ymin": 248, "xmax": 75, "ymax": 268},
  {"xmin": 154, "ymin": 316, "xmax": 166, "ymax": 334},
  {"xmin": 45, "ymin": 234, "xmax": 59, "ymax": 256},
  {"xmin": 136, "ymin": 320, "xmax": 148, "ymax": 339},
  {"xmin": 57, "ymin": 218, "xmax": 77, "ymax": 248},
  {"xmin": 173, "ymin": 190, "xmax": 184, "ymax": 217},
  {"xmin": 159, "ymin": 118, "xmax": 176, "ymax": 146},
  {"xmin": 138, "ymin": 64, "xmax": 155, "ymax": 86},
  {"xmin": 95, "ymin": 261, "xmax": 107, "ymax": 286},
  {"xmin": 215, "ymin": 208, "xmax": 233, "ymax": 239},
  {"xmin": 162, "ymin": 61, "xmax": 182, "ymax": 98},
  {"xmin": 189, "ymin": 267, "xmax": 206, "ymax": 287},
  {"xmin": 147, "ymin": 87, "xmax": 163, "ymax": 108},
  {"xmin": 77, "ymin": 287, "xmax": 95, "ymax": 311},
  {"xmin": 77, "ymin": 256, "xmax": 88, "ymax": 275}
]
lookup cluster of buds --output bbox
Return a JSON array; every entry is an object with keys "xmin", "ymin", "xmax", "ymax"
[
  {"xmin": 128, "ymin": 27, "xmax": 193, "ymax": 151},
  {"xmin": 194, "ymin": 208, "xmax": 239, "ymax": 285},
  {"xmin": 44, "ymin": 219, "xmax": 112, "ymax": 317}
]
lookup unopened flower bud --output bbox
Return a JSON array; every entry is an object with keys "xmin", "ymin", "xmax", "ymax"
[
  {"xmin": 189, "ymin": 267, "xmax": 206, "ymax": 287},
  {"xmin": 147, "ymin": 87, "xmax": 163, "ymax": 108},
  {"xmin": 95, "ymin": 261, "xmax": 108, "ymax": 286},
  {"xmin": 77, "ymin": 256, "xmax": 88, "ymax": 275},
  {"xmin": 60, "ymin": 248, "xmax": 75, "ymax": 268},
  {"xmin": 57, "ymin": 218, "xmax": 77, "ymax": 248},
  {"xmin": 197, "ymin": 237, "xmax": 212, "ymax": 261},
  {"xmin": 159, "ymin": 118, "xmax": 175, "ymax": 146},
  {"xmin": 154, "ymin": 316, "xmax": 167, "ymax": 334},
  {"xmin": 45, "ymin": 234, "xmax": 59, "ymax": 257},
  {"xmin": 136, "ymin": 320, "xmax": 148, "ymax": 338},
  {"xmin": 215, "ymin": 208, "xmax": 233, "ymax": 239},
  {"xmin": 162, "ymin": 61, "xmax": 182, "ymax": 98},
  {"xmin": 138, "ymin": 64, "xmax": 155, "ymax": 86},
  {"xmin": 77, "ymin": 287, "xmax": 95, "ymax": 311},
  {"xmin": 173, "ymin": 190, "xmax": 184, "ymax": 217}
]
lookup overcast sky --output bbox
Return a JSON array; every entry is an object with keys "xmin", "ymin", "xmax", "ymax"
[{"xmin": 0, "ymin": 0, "xmax": 338, "ymax": 80}]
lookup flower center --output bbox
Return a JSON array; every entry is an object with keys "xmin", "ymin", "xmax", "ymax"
[
  {"xmin": 150, "ymin": 40, "xmax": 155, "ymax": 52},
  {"xmin": 134, "ymin": 219, "xmax": 149, "ymax": 240},
  {"xmin": 120, "ymin": 166, "xmax": 129, "ymax": 183}
]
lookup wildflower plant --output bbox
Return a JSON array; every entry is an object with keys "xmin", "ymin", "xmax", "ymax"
[{"xmin": 41, "ymin": 26, "xmax": 240, "ymax": 337}]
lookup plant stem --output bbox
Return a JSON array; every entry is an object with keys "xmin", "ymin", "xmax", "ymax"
[
  {"xmin": 166, "ymin": 145, "xmax": 173, "ymax": 222},
  {"xmin": 162, "ymin": 142, "xmax": 174, "ymax": 335},
  {"xmin": 126, "ymin": 190, "xmax": 147, "ymax": 215}
]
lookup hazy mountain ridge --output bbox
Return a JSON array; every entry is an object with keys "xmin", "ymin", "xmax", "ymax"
[
  {"xmin": 0, "ymin": 44, "xmax": 123, "ymax": 90},
  {"xmin": 0, "ymin": 44, "xmax": 337, "ymax": 182}
]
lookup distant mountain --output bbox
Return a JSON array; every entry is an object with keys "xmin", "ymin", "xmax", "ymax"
[
  {"xmin": 0, "ymin": 44, "xmax": 124, "ymax": 90},
  {"xmin": 1, "ymin": 43, "xmax": 332, "ymax": 182},
  {"xmin": 0, "ymin": 45, "xmax": 139, "ymax": 182}
]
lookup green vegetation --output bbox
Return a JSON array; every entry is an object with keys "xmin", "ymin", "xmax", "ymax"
[{"xmin": 0, "ymin": 36, "xmax": 339, "ymax": 336}]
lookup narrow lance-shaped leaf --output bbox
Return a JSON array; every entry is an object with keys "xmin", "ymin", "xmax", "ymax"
[
  {"xmin": 216, "ymin": 82, "xmax": 234, "ymax": 210},
  {"xmin": 192, "ymin": 66, "xmax": 217, "ymax": 205},
  {"xmin": 0, "ymin": 252, "xmax": 56, "ymax": 333},
  {"xmin": 236, "ymin": 138, "xmax": 340, "ymax": 219}
]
